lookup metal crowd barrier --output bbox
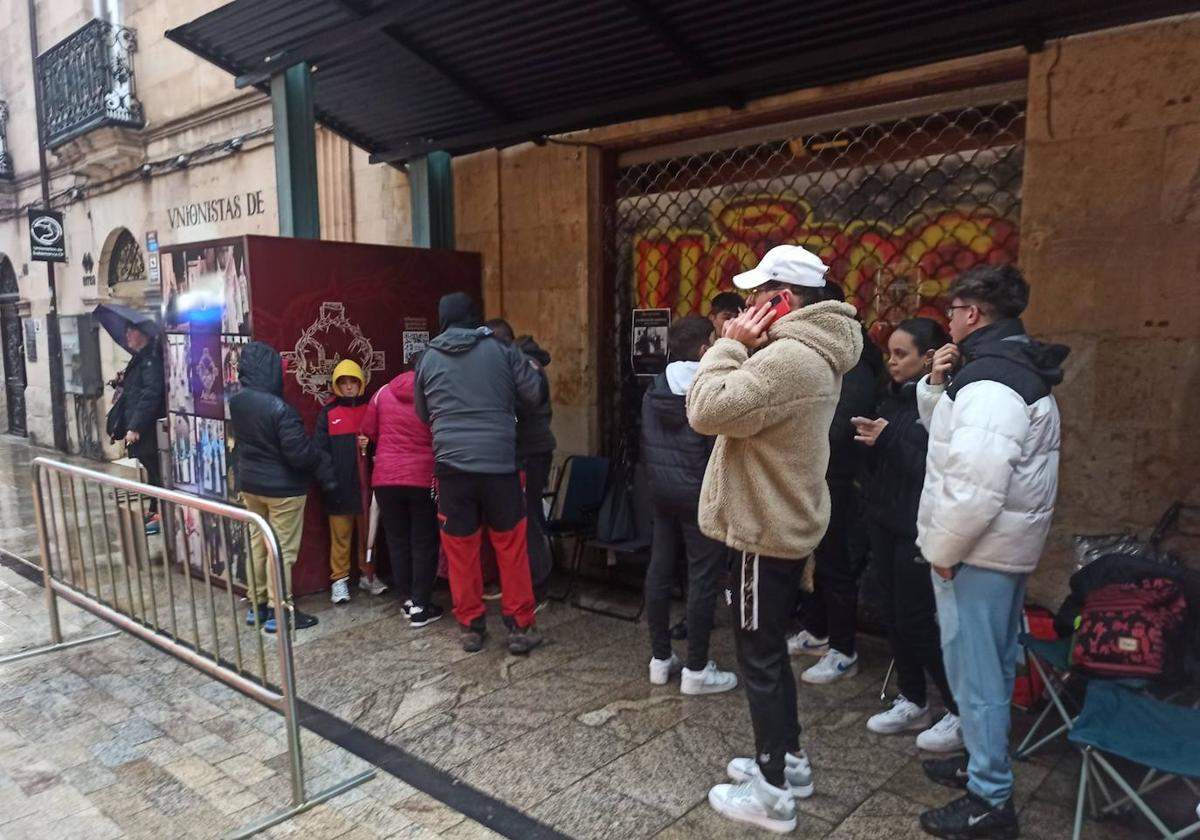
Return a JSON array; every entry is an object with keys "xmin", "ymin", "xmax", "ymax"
[{"xmin": 1, "ymin": 456, "xmax": 373, "ymax": 839}]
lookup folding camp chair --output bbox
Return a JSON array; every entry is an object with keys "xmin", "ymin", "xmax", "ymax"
[
  {"xmin": 1069, "ymin": 680, "xmax": 1200, "ymax": 840},
  {"xmin": 545, "ymin": 455, "xmax": 609, "ymax": 601},
  {"xmin": 1015, "ymin": 634, "xmax": 1079, "ymax": 759},
  {"xmin": 571, "ymin": 473, "xmax": 652, "ymax": 622}
]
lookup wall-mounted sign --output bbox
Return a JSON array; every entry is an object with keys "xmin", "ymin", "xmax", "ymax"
[
  {"xmin": 146, "ymin": 230, "xmax": 160, "ymax": 286},
  {"xmin": 632, "ymin": 308, "xmax": 671, "ymax": 377},
  {"xmin": 166, "ymin": 190, "xmax": 266, "ymax": 230},
  {"xmin": 28, "ymin": 208, "xmax": 65, "ymax": 262}
]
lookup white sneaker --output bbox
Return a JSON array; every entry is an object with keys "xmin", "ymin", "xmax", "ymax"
[
  {"xmin": 330, "ymin": 578, "xmax": 350, "ymax": 604},
  {"xmin": 708, "ymin": 772, "xmax": 797, "ymax": 834},
  {"xmin": 648, "ymin": 653, "xmax": 683, "ymax": 686},
  {"xmin": 801, "ymin": 649, "xmax": 859, "ymax": 685},
  {"xmin": 786, "ymin": 630, "xmax": 830, "ymax": 657},
  {"xmin": 727, "ymin": 750, "xmax": 814, "ymax": 799},
  {"xmin": 358, "ymin": 575, "xmax": 387, "ymax": 595},
  {"xmin": 680, "ymin": 661, "xmax": 738, "ymax": 695},
  {"xmin": 916, "ymin": 712, "xmax": 965, "ymax": 753},
  {"xmin": 867, "ymin": 695, "xmax": 931, "ymax": 735}
]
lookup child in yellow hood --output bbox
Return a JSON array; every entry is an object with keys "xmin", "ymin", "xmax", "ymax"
[{"xmin": 314, "ymin": 359, "xmax": 384, "ymax": 603}]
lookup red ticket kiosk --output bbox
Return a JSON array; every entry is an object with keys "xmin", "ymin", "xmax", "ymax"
[{"xmin": 159, "ymin": 235, "xmax": 480, "ymax": 595}]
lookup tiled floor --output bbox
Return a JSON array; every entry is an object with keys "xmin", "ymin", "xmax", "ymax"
[{"xmin": 0, "ymin": 434, "xmax": 1193, "ymax": 839}]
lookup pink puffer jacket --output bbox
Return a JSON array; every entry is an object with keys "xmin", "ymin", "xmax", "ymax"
[{"xmin": 361, "ymin": 371, "xmax": 434, "ymax": 489}]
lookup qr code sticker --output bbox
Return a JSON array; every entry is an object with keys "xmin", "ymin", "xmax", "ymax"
[{"xmin": 403, "ymin": 331, "xmax": 430, "ymax": 364}]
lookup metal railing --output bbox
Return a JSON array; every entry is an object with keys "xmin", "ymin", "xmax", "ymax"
[
  {"xmin": 36, "ymin": 18, "xmax": 145, "ymax": 148},
  {"xmin": 2, "ymin": 457, "xmax": 372, "ymax": 839}
]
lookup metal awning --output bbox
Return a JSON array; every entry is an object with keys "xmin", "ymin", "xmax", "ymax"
[{"xmin": 166, "ymin": 0, "xmax": 1198, "ymax": 164}]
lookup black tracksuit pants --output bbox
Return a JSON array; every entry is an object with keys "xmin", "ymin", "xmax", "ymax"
[
  {"xmin": 869, "ymin": 522, "xmax": 958, "ymax": 714},
  {"xmin": 644, "ymin": 504, "xmax": 726, "ymax": 671},
  {"xmin": 802, "ymin": 481, "xmax": 858, "ymax": 655},
  {"xmin": 376, "ymin": 485, "xmax": 440, "ymax": 609},
  {"xmin": 732, "ymin": 551, "xmax": 806, "ymax": 788}
]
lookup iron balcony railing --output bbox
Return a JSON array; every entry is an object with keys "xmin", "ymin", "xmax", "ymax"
[
  {"xmin": 37, "ymin": 18, "xmax": 145, "ymax": 149},
  {"xmin": 0, "ymin": 100, "xmax": 12, "ymax": 179}
]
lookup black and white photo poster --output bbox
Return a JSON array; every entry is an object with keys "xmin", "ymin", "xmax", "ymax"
[{"xmin": 632, "ymin": 308, "xmax": 670, "ymax": 377}]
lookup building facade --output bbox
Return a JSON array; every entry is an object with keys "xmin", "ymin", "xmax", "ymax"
[
  {"xmin": 1, "ymin": 2, "xmax": 1197, "ymax": 601},
  {"xmin": 0, "ymin": 0, "xmax": 413, "ymax": 456}
]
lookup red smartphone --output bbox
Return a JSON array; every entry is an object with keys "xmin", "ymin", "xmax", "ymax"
[{"xmin": 767, "ymin": 292, "xmax": 792, "ymax": 321}]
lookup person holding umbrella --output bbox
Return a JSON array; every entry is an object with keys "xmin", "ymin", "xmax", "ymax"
[{"xmin": 96, "ymin": 304, "xmax": 166, "ymax": 536}]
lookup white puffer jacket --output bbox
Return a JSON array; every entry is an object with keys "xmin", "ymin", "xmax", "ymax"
[{"xmin": 915, "ymin": 321, "xmax": 1067, "ymax": 574}]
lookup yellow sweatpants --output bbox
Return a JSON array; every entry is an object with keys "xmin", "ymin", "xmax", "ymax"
[
  {"xmin": 243, "ymin": 492, "xmax": 307, "ymax": 608},
  {"xmin": 329, "ymin": 514, "xmax": 371, "ymax": 581}
]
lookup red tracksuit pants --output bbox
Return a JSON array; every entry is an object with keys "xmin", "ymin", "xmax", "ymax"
[{"xmin": 436, "ymin": 469, "xmax": 536, "ymax": 630}]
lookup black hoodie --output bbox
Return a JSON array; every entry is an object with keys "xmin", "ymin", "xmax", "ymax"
[
  {"xmin": 861, "ymin": 379, "xmax": 928, "ymax": 538},
  {"xmin": 228, "ymin": 341, "xmax": 336, "ymax": 498},
  {"xmin": 515, "ymin": 337, "xmax": 556, "ymax": 458},
  {"xmin": 415, "ymin": 321, "xmax": 547, "ymax": 475},
  {"xmin": 639, "ymin": 372, "xmax": 714, "ymax": 512},
  {"xmin": 948, "ymin": 318, "xmax": 1070, "ymax": 405}
]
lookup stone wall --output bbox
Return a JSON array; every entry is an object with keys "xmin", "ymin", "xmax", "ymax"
[
  {"xmin": 1020, "ymin": 14, "xmax": 1200, "ymax": 601},
  {"xmin": 454, "ymin": 143, "xmax": 602, "ymax": 457}
]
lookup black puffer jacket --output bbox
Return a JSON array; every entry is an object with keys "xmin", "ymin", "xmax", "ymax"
[
  {"xmin": 639, "ymin": 372, "xmax": 713, "ymax": 512},
  {"xmin": 861, "ymin": 379, "xmax": 928, "ymax": 539},
  {"xmin": 415, "ymin": 327, "xmax": 546, "ymax": 475},
  {"xmin": 515, "ymin": 337, "xmax": 556, "ymax": 459},
  {"xmin": 121, "ymin": 339, "xmax": 166, "ymax": 461},
  {"xmin": 228, "ymin": 341, "xmax": 336, "ymax": 498},
  {"xmin": 827, "ymin": 347, "xmax": 880, "ymax": 486}
]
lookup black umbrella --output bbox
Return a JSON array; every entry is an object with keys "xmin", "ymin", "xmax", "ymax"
[{"xmin": 93, "ymin": 303, "xmax": 160, "ymax": 353}]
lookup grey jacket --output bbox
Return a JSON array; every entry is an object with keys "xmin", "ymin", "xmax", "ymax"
[{"xmin": 414, "ymin": 327, "xmax": 547, "ymax": 474}]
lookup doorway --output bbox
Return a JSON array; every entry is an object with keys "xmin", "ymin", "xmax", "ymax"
[{"xmin": 0, "ymin": 256, "xmax": 27, "ymax": 436}]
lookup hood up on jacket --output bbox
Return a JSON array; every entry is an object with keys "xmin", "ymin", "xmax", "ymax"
[
  {"xmin": 438, "ymin": 292, "xmax": 482, "ymax": 333},
  {"xmin": 517, "ymin": 336, "xmax": 551, "ymax": 367},
  {"xmin": 239, "ymin": 341, "xmax": 284, "ymax": 396},
  {"xmin": 388, "ymin": 370, "xmax": 417, "ymax": 403},
  {"xmin": 768, "ymin": 300, "xmax": 862, "ymax": 377},
  {"xmin": 949, "ymin": 318, "xmax": 1070, "ymax": 404}
]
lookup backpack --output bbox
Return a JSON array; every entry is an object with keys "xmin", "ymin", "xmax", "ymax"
[{"xmin": 1071, "ymin": 577, "xmax": 1187, "ymax": 680}]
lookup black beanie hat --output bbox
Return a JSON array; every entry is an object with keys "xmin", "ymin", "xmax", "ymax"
[{"xmin": 438, "ymin": 292, "xmax": 481, "ymax": 332}]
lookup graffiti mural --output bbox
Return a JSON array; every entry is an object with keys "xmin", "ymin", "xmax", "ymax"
[{"xmin": 619, "ymin": 144, "xmax": 1022, "ymax": 348}]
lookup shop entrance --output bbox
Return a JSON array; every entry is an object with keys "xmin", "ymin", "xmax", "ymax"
[
  {"xmin": 0, "ymin": 256, "xmax": 26, "ymax": 437},
  {"xmin": 606, "ymin": 87, "xmax": 1026, "ymax": 452}
]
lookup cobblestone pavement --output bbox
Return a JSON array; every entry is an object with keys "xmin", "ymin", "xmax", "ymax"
[{"xmin": 0, "ymin": 434, "xmax": 1187, "ymax": 839}]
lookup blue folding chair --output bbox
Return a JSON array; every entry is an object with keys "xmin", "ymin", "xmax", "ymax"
[
  {"xmin": 1069, "ymin": 680, "xmax": 1200, "ymax": 840},
  {"xmin": 1015, "ymin": 634, "xmax": 1079, "ymax": 759},
  {"xmin": 544, "ymin": 455, "xmax": 609, "ymax": 601}
]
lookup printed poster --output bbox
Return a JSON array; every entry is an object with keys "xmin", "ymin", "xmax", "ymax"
[{"xmin": 632, "ymin": 308, "xmax": 670, "ymax": 377}]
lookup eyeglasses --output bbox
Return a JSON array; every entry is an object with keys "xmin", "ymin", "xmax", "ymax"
[{"xmin": 945, "ymin": 304, "xmax": 972, "ymax": 319}]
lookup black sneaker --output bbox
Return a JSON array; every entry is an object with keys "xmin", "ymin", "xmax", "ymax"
[
  {"xmin": 408, "ymin": 604, "xmax": 444, "ymax": 628},
  {"xmin": 263, "ymin": 609, "xmax": 319, "ymax": 634},
  {"xmin": 923, "ymin": 753, "xmax": 970, "ymax": 790},
  {"xmin": 919, "ymin": 792, "xmax": 1018, "ymax": 840},
  {"xmin": 245, "ymin": 604, "xmax": 271, "ymax": 627},
  {"xmin": 508, "ymin": 624, "xmax": 543, "ymax": 655},
  {"xmin": 461, "ymin": 625, "xmax": 487, "ymax": 653}
]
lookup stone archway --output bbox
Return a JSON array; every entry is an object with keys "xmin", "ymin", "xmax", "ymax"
[
  {"xmin": 99, "ymin": 227, "xmax": 146, "ymax": 297},
  {"xmin": 0, "ymin": 255, "xmax": 27, "ymax": 435}
]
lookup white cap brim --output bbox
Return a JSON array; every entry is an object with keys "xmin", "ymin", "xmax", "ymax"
[{"xmin": 732, "ymin": 267, "xmax": 771, "ymax": 290}]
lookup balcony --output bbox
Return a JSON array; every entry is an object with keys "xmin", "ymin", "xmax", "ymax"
[
  {"xmin": 0, "ymin": 101, "xmax": 12, "ymax": 179},
  {"xmin": 37, "ymin": 19, "xmax": 144, "ymax": 149}
]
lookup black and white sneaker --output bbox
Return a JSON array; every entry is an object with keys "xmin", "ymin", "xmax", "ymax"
[
  {"xmin": 408, "ymin": 604, "xmax": 444, "ymax": 627},
  {"xmin": 923, "ymin": 753, "xmax": 970, "ymax": 790},
  {"xmin": 919, "ymin": 792, "xmax": 1018, "ymax": 839}
]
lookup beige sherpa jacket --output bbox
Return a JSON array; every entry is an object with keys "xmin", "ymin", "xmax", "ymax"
[{"xmin": 687, "ymin": 301, "xmax": 863, "ymax": 561}]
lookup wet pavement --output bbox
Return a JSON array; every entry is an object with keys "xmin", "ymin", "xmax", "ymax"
[{"xmin": 0, "ymin": 433, "xmax": 1186, "ymax": 840}]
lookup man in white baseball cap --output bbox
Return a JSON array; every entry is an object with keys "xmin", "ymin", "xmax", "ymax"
[
  {"xmin": 689, "ymin": 244, "xmax": 863, "ymax": 833},
  {"xmin": 732, "ymin": 244, "xmax": 830, "ymax": 293}
]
